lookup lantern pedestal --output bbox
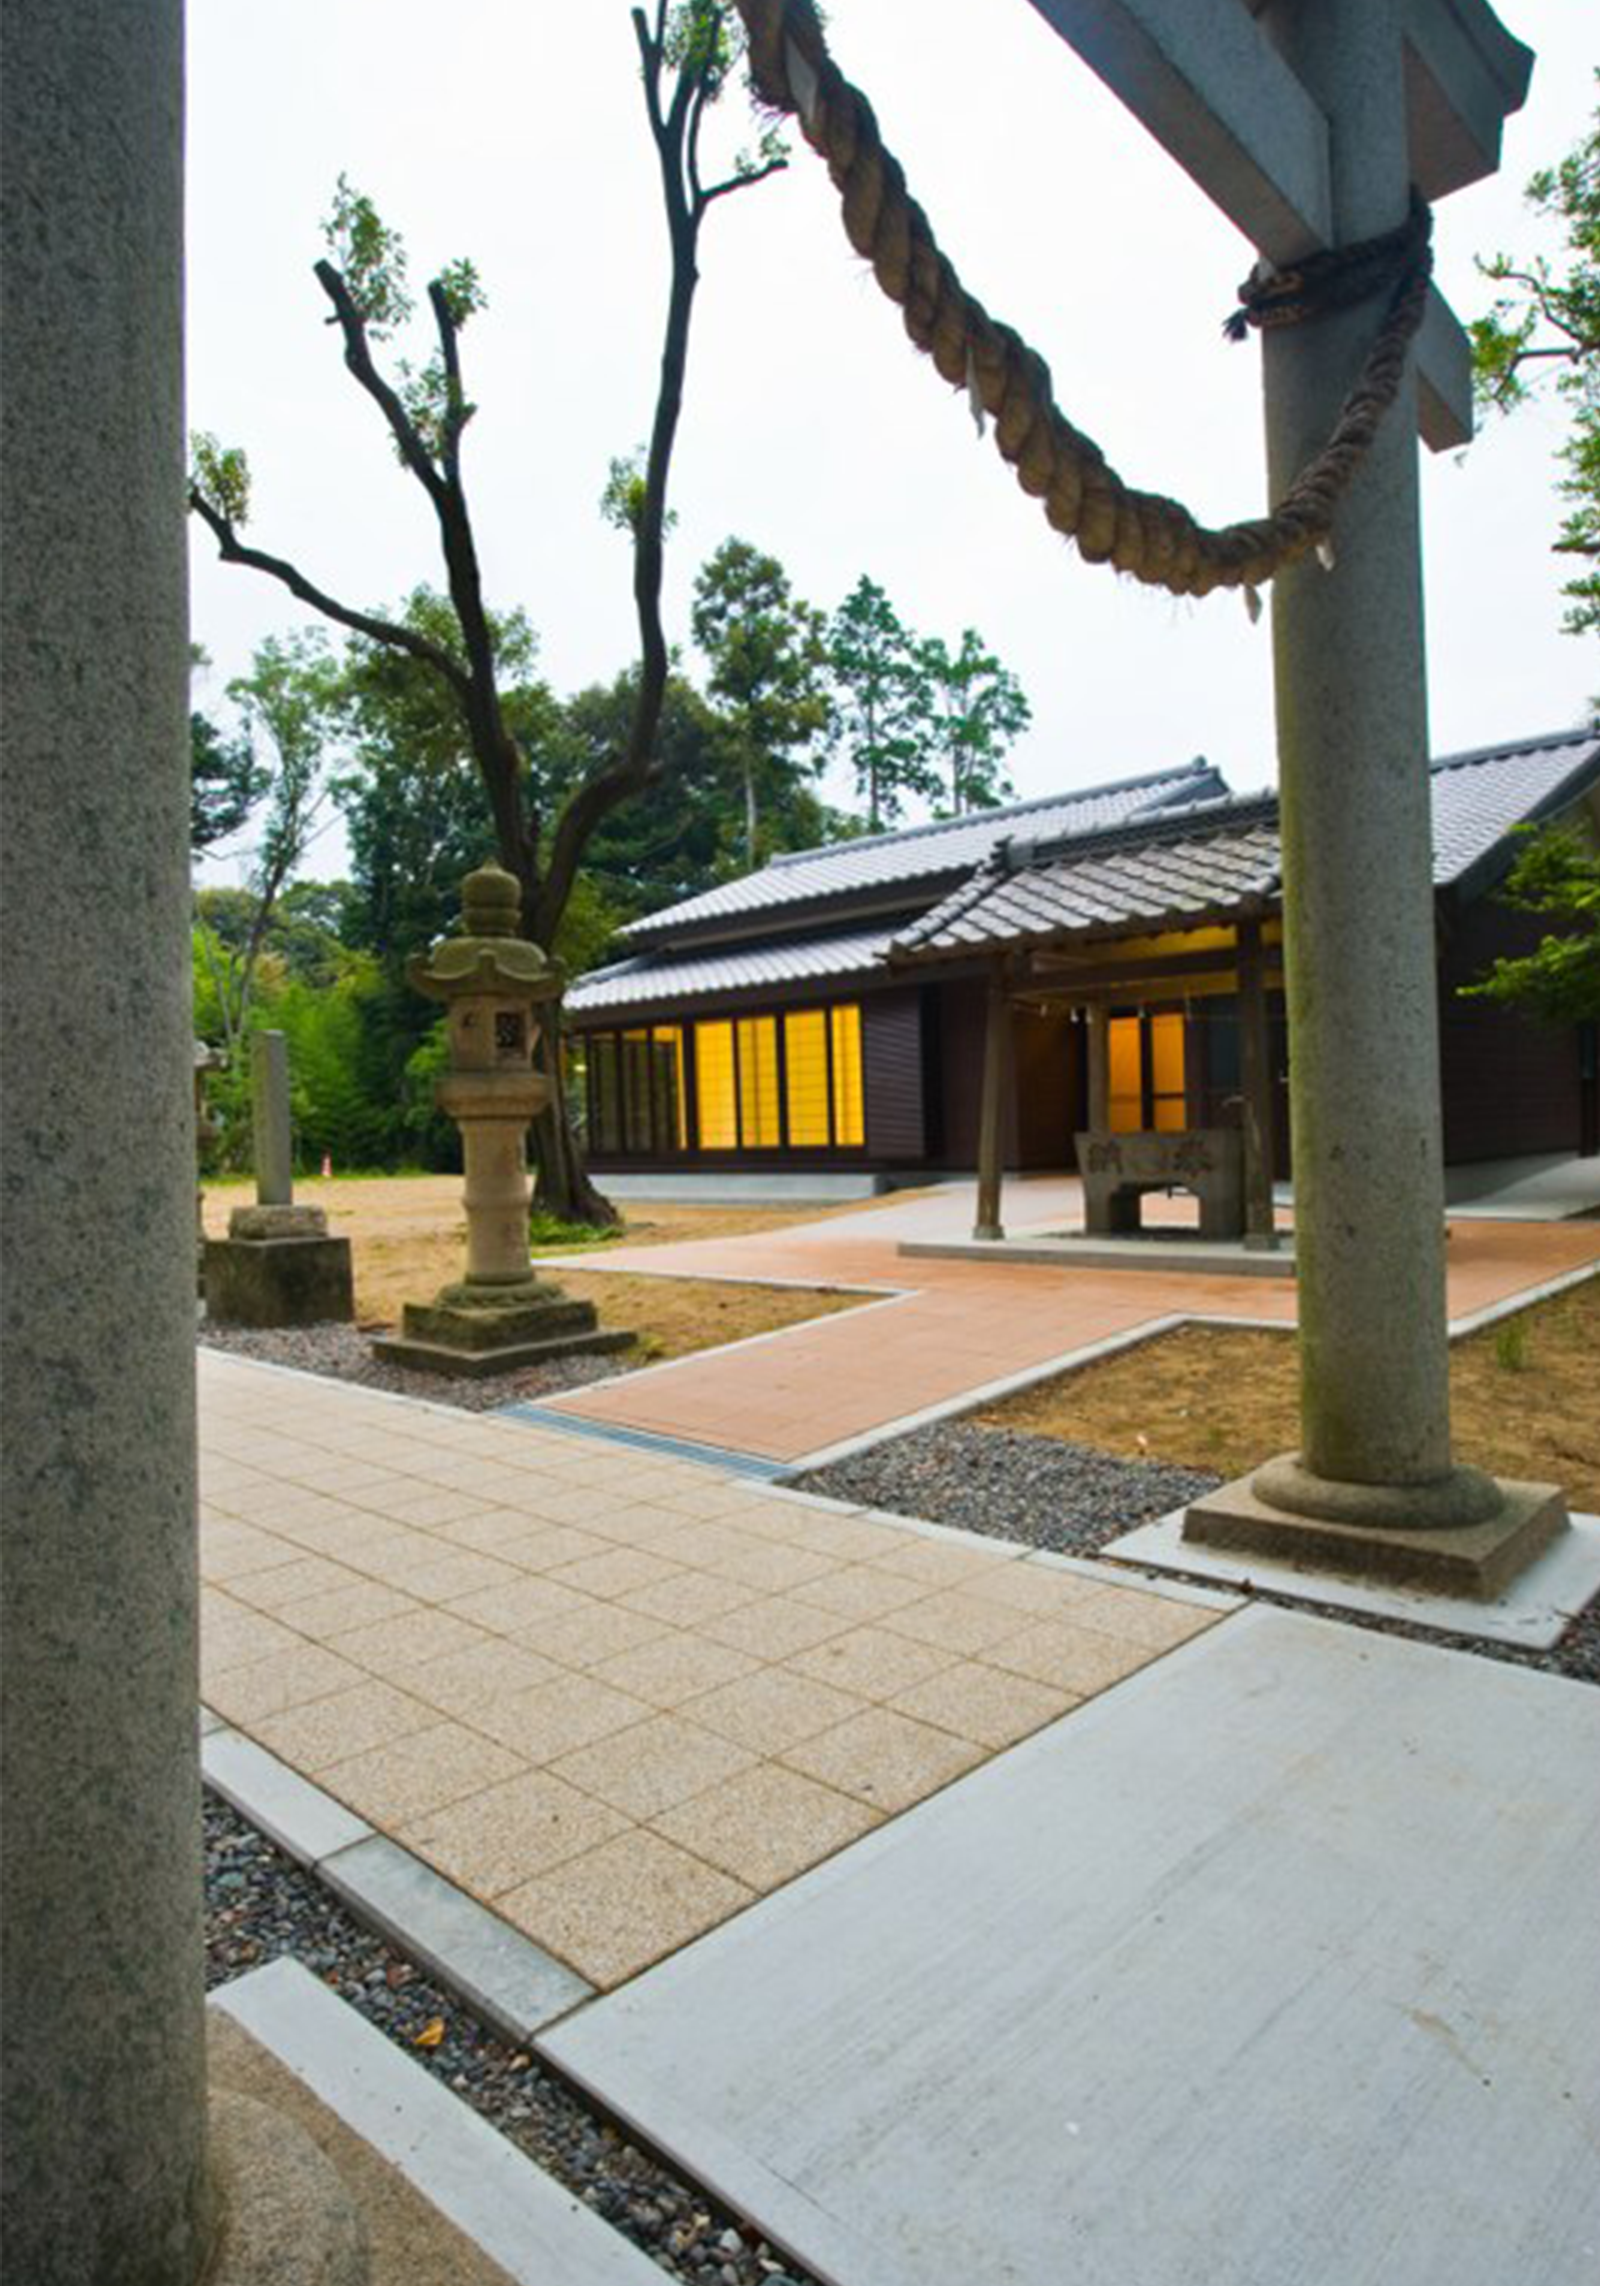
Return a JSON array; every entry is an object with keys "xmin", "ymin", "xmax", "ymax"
[
  {"xmin": 372, "ymin": 1284, "xmax": 633, "ymax": 1380},
  {"xmin": 374, "ymin": 863, "xmax": 634, "ymax": 1381}
]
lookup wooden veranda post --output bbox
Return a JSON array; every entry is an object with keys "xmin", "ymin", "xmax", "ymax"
[
  {"xmin": 974, "ymin": 963, "xmax": 1010, "ymax": 1241},
  {"xmin": 1085, "ymin": 1003, "xmax": 1110, "ymax": 1132},
  {"xmin": 1235, "ymin": 918, "xmax": 1277, "ymax": 1249}
]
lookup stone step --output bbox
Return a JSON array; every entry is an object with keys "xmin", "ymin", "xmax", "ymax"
[{"xmin": 370, "ymin": 1326, "xmax": 636, "ymax": 1381}]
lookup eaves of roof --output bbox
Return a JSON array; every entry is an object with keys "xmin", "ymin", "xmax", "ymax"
[
  {"xmin": 566, "ymin": 924, "xmax": 899, "ymax": 1019},
  {"xmin": 618, "ymin": 757, "xmax": 1230, "ymax": 951},
  {"xmin": 890, "ymin": 802, "xmax": 1283, "ymax": 965}
]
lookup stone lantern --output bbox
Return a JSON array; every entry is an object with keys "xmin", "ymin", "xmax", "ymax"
[{"xmin": 373, "ymin": 862, "xmax": 632, "ymax": 1377}]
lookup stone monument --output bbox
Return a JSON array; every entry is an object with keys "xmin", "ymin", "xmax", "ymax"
[
  {"xmin": 203, "ymin": 1031, "xmax": 354, "ymax": 1326},
  {"xmin": 195, "ymin": 1038, "xmax": 225, "ymax": 1292},
  {"xmin": 372, "ymin": 864, "xmax": 634, "ymax": 1378}
]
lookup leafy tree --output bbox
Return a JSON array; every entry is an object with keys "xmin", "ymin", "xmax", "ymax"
[
  {"xmin": 1465, "ymin": 823, "xmax": 1600, "ymax": 1025},
  {"xmin": 919, "ymin": 628, "xmax": 1030, "ymax": 815},
  {"xmin": 1472, "ymin": 81, "xmax": 1600, "ymax": 637},
  {"xmin": 189, "ymin": 4, "xmax": 786, "ymax": 1222},
  {"xmin": 691, "ymin": 538, "xmax": 830, "ymax": 865},
  {"xmin": 191, "ymin": 709, "xmax": 263, "ymax": 854},
  {"xmin": 193, "ymin": 631, "xmax": 342, "ymax": 1055},
  {"xmin": 332, "ymin": 590, "xmax": 551, "ymax": 983},
  {"xmin": 827, "ymin": 576, "xmax": 934, "ymax": 831},
  {"xmin": 559, "ymin": 669, "xmax": 730, "ymax": 916}
]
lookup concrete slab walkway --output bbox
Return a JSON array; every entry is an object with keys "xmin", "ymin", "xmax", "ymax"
[
  {"xmin": 200, "ymin": 1352, "xmax": 1229, "ymax": 1992},
  {"xmin": 544, "ymin": 1605, "xmax": 1600, "ymax": 2286},
  {"xmin": 537, "ymin": 1179, "xmax": 1600, "ymax": 1464}
]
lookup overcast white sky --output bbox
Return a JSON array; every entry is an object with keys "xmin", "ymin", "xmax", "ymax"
[{"xmin": 187, "ymin": 0, "xmax": 1597, "ymax": 882}]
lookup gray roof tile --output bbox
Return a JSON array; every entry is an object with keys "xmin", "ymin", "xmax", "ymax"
[
  {"xmin": 1428, "ymin": 728, "xmax": 1598, "ymax": 888},
  {"xmin": 570, "ymin": 730, "xmax": 1599, "ymax": 1009},
  {"xmin": 567, "ymin": 926, "xmax": 897, "ymax": 1016},
  {"xmin": 620, "ymin": 758, "xmax": 1228, "ymax": 946},
  {"xmin": 892, "ymin": 730, "xmax": 1599, "ymax": 962}
]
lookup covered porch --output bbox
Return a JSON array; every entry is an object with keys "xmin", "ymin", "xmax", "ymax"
[{"xmin": 888, "ymin": 797, "xmax": 1290, "ymax": 1263}]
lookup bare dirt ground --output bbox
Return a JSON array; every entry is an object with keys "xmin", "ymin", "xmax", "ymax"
[
  {"xmin": 201, "ymin": 1176, "xmax": 868, "ymax": 1360},
  {"xmin": 978, "ymin": 1273, "xmax": 1600, "ymax": 1511}
]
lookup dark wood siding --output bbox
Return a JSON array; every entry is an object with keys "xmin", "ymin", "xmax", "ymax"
[
  {"xmin": 863, "ymin": 988, "xmax": 927, "ymax": 1161},
  {"xmin": 935, "ymin": 977, "xmax": 987, "ymax": 1166},
  {"xmin": 1012, "ymin": 1004, "xmax": 1078, "ymax": 1168},
  {"xmin": 1437, "ymin": 904, "xmax": 1581, "ymax": 1162}
]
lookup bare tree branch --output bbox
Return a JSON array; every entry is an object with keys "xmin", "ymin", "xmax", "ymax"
[
  {"xmin": 701, "ymin": 154, "xmax": 787, "ymax": 209},
  {"xmin": 313, "ymin": 259, "xmax": 446, "ymax": 503},
  {"xmin": 189, "ymin": 490, "xmax": 473, "ymax": 700}
]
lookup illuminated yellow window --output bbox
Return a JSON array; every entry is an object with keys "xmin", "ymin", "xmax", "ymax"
[
  {"xmin": 622, "ymin": 1029, "xmax": 651, "ymax": 1153},
  {"xmin": 695, "ymin": 1021, "xmax": 736, "ymax": 1149},
  {"xmin": 830, "ymin": 1004, "xmax": 864, "ymax": 1146},
  {"xmin": 784, "ymin": 1010, "xmax": 830, "ymax": 1146},
  {"xmin": 650, "ymin": 1025, "xmax": 687, "ymax": 1151},
  {"xmin": 1108, "ymin": 1016, "xmax": 1143, "ymax": 1131},
  {"xmin": 1150, "ymin": 1012, "xmax": 1187, "ymax": 1131},
  {"xmin": 737, "ymin": 1016, "xmax": 781, "ymax": 1146}
]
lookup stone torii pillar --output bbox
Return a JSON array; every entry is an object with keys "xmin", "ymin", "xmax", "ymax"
[
  {"xmin": 1032, "ymin": 0, "xmax": 1567, "ymax": 1593},
  {"xmin": 2, "ymin": 4, "xmax": 365, "ymax": 2279}
]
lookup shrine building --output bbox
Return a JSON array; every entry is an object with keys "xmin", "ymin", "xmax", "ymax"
[{"xmin": 566, "ymin": 726, "xmax": 1600, "ymax": 1196}]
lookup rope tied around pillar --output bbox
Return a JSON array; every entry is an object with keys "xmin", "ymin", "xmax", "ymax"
[
  {"xmin": 729, "ymin": 0, "xmax": 1434, "ymax": 602},
  {"xmin": 1223, "ymin": 194, "xmax": 1433, "ymax": 340}
]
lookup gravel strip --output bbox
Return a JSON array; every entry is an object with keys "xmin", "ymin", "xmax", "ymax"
[
  {"xmin": 200, "ymin": 1321, "xmax": 628, "ymax": 1413},
  {"xmin": 205, "ymin": 1793, "xmax": 814, "ymax": 2286},
  {"xmin": 795, "ymin": 1421, "xmax": 1600, "ymax": 1687},
  {"xmin": 795, "ymin": 1423, "xmax": 1223, "ymax": 1559}
]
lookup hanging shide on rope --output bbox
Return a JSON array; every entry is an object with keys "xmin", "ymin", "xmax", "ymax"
[{"xmin": 729, "ymin": 0, "xmax": 1434, "ymax": 601}]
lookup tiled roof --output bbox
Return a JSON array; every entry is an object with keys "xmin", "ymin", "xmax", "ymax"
[
  {"xmin": 1428, "ymin": 727, "xmax": 1599, "ymax": 890},
  {"xmin": 567, "ymin": 925, "xmax": 897, "ymax": 1016},
  {"xmin": 620, "ymin": 758, "xmax": 1229, "ymax": 947},
  {"xmin": 891, "ymin": 729, "xmax": 1600, "ymax": 962},
  {"xmin": 890, "ymin": 796, "xmax": 1282, "ymax": 959},
  {"xmin": 568, "ymin": 729, "xmax": 1599, "ymax": 1009}
]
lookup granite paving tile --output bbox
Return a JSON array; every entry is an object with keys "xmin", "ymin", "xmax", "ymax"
[
  {"xmin": 697, "ymin": 1595, "xmax": 854, "ymax": 1662},
  {"xmin": 465, "ymin": 1672, "xmax": 653, "ymax": 1762},
  {"xmin": 327, "ymin": 1606, "xmax": 494, "ymax": 1679},
  {"xmin": 651, "ymin": 1762, "xmax": 882, "ymax": 1889},
  {"xmin": 280, "ymin": 1579, "xmax": 421, "ymax": 1642},
  {"xmin": 587, "ymin": 1632, "xmax": 759, "ymax": 1710},
  {"xmin": 979, "ymin": 1618, "xmax": 1162, "ymax": 1696},
  {"xmin": 617, "ymin": 1570, "xmax": 765, "ymax": 1628},
  {"xmin": 552, "ymin": 1713, "xmax": 758, "ymax": 1822},
  {"xmin": 684, "ymin": 1668, "xmax": 870, "ymax": 1757},
  {"xmin": 446, "ymin": 1574, "xmax": 593, "ymax": 1635},
  {"xmin": 498, "ymin": 1830, "xmax": 754, "ymax": 1990},
  {"xmin": 253, "ymin": 1677, "xmax": 439, "ymax": 1772},
  {"xmin": 880, "ymin": 1589, "xmax": 1035, "ymax": 1657},
  {"xmin": 401, "ymin": 1770, "xmax": 630, "ymax": 1898},
  {"xmin": 200, "ymin": 1642, "xmax": 369, "ymax": 1727},
  {"xmin": 317, "ymin": 1721, "xmax": 527, "ymax": 1826},
  {"xmin": 886, "ymin": 1659, "xmax": 1079, "ymax": 1749},
  {"xmin": 782, "ymin": 1706, "xmax": 985, "ymax": 1813},
  {"xmin": 405, "ymin": 1637, "xmax": 565, "ymax": 1717},
  {"xmin": 786, "ymin": 1625, "xmax": 957, "ymax": 1702},
  {"xmin": 524, "ymin": 1602, "xmax": 674, "ymax": 1673}
]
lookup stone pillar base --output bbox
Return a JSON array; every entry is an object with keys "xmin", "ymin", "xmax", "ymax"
[
  {"xmin": 206, "ymin": 2088, "xmax": 368, "ymax": 2284},
  {"xmin": 205, "ymin": 1210, "xmax": 354, "ymax": 1328},
  {"xmin": 1183, "ymin": 1454, "xmax": 1569, "ymax": 1601},
  {"xmin": 371, "ymin": 1280, "xmax": 634, "ymax": 1380}
]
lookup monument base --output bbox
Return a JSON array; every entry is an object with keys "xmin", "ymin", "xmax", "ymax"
[
  {"xmin": 205, "ymin": 1207, "xmax": 354, "ymax": 1328},
  {"xmin": 371, "ymin": 1281, "xmax": 635, "ymax": 1380},
  {"xmin": 1183, "ymin": 1455, "xmax": 1569, "ymax": 1601}
]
